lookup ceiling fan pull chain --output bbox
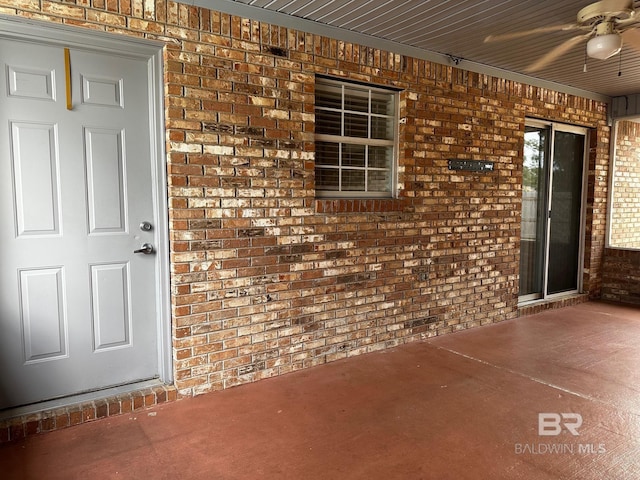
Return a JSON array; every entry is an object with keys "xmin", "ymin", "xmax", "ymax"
[{"xmin": 618, "ymin": 49, "xmax": 622, "ymax": 76}]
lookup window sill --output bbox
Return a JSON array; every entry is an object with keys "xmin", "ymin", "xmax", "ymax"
[
  {"xmin": 315, "ymin": 198, "xmax": 409, "ymax": 214},
  {"xmin": 605, "ymin": 246, "xmax": 640, "ymax": 253}
]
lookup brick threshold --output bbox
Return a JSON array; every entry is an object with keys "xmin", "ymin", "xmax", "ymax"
[
  {"xmin": 0, "ymin": 380, "xmax": 179, "ymax": 444},
  {"xmin": 518, "ymin": 293, "xmax": 590, "ymax": 317}
]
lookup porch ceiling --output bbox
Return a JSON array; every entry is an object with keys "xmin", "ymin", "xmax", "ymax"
[{"xmin": 208, "ymin": 0, "xmax": 640, "ymax": 101}]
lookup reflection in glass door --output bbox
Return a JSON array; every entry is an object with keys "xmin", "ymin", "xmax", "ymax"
[
  {"xmin": 519, "ymin": 127, "xmax": 548, "ymax": 299},
  {"xmin": 519, "ymin": 121, "xmax": 586, "ymax": 303},
  {"xmin": 547, "ymin": 132, "xmax": 585, "ymax": 294}
]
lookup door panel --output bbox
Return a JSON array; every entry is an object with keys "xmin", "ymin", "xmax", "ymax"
[
  {"xmin": 0, "ymin": 39, "xmax": 159, "ymax": 409},
  {"xmin": 19, "ymin": 267, "xmax": 68, "ymax": 363},
  {"xmin": 11, "ymin": 121, "xmax": 61, "ymax": 236},
  {"xmin": 90, "ymin": 262, "xmax": 132, "ymax": 351},
  {"xmin": 7, "ymin": 65, "xmax": 55, "ymax": 100},
  {"xmin": 81, "ymin": 75, "xmax": 123, "ymax": 107},
  {"xmin": 84, "ymin": 127, "xmax": 127, "ymax": 233},
  {"xmin": 548, "ymin": 131, "xmax": 585, "ymax": 295},
  {"xmin": 519, "ymin": 127, "xmax": 549, "ymax": 300}
]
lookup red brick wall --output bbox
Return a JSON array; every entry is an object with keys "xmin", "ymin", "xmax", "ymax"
[
  {"xmin": 1, "ymin": 0, "xmax": 610, "ymax": 397},
  {"xmin": 602, "ymin": 248, "xmax": 640, "ymax": 304},
  {"xmin": 584, "ymin": 125, "xmax": 610, "ymax": 298}
]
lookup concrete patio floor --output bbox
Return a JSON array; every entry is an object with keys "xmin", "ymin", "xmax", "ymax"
[{"xmin": 1, "ymin": 301, "xmax": 640, "ymax": 479}]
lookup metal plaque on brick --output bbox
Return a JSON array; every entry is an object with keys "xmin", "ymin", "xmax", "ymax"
[{"xmin": 448, "ymin": 159, "xmax": 494, "ymax": 172}]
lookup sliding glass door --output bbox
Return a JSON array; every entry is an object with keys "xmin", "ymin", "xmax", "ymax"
[
  {"xmin": 520, "ymin": 126, "xmax": 548, "ymax": 298},
  {"xmin": 519, "ymin": 121, "xmax": 586, "ymax": 303}
]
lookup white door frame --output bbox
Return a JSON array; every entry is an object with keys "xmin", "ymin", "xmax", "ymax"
[{"xmin": 0, "ymin": 15, "xmax": 173, "ymax": 385}]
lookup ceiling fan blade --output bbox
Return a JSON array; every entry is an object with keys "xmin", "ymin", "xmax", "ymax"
[
  {"xmin": 484, "ymin": 24, "xmax": 577, "ymax": 43},
  {"xmin": 622, "ymin": 28, "xmax": 640, "ymax": 51},
  {"xmin": 524, "ymin": 34, "xmax": 590, "ymax": 72}
]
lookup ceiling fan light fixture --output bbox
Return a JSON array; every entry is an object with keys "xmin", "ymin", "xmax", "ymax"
[{"xmin": 586, "ymin": 33, "xmax": 622, "ymax": 59}]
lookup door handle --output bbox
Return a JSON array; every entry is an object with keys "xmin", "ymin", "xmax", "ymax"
[{"xmin": 133, "ymin": 243, "xmax": 154, "ymax": 254}]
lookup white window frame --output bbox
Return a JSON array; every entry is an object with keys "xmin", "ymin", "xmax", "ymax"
[{"xmin": 314, "ymin": 77, "xmax": 398, "ymax": 198}]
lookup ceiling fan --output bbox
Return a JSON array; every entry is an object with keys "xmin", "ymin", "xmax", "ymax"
[{"xmin": 485, "ymin": 0, "xmax": 640, "ymax": 72}]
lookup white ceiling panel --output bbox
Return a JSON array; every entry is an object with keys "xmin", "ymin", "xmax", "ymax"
[{"xmin": 204, "ymin": 0, "xmax": 640, "ymax": 99}]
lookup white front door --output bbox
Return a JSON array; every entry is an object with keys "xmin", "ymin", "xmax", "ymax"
[{"xmin": 0, "ymin": 38, "xmax": 160, "ymax": 409}]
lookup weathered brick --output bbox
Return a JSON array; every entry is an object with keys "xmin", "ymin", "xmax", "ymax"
[{"xmin": 0, "ymin": 0, "xmax": 613, "ymax": 412}]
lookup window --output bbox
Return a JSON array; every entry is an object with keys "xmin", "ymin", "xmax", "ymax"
[
  {"xmin": 315, "ymin": 78, "xmax": 398, "ymax": 198},
  {"xmin": 609, "ymin": 120, "xmax": 640, "ymax": 249}
]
